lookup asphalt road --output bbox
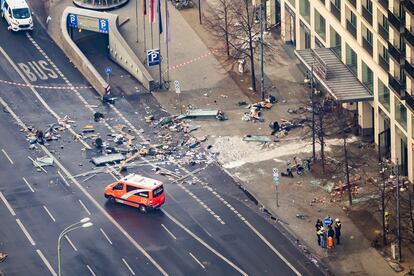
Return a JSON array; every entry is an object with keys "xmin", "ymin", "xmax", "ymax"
[{"xmin": 0, "ymin": 17, "xmax": 324, "ymax": 276}]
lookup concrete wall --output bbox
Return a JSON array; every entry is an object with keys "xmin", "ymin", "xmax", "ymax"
[{"xmin": 60, "ymin": 7, "xmax": 154, "ymax": 95}]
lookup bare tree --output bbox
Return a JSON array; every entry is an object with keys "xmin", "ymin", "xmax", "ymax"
[{"xmin": 204, "ymin": 0, "xmax": 233, "ymax": 57}]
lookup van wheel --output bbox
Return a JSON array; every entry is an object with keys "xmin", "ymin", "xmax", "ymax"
[
  {"xmin": 108, "ymin": 196, "xmax": 116, "ymax": 204},
  {"xmin": 139, "ymin": 205, "xmax": 147, "ymax": 213}
]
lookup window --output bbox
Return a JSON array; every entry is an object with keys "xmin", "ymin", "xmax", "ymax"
[
  {"xmin": 350, "ymin": 12, "xmax": 357, "ymax": 25},
  {"xmin": 378, "ymin": 79, "xmax": 390, "ymax": 111},
  {"xmin": 113, "ymin": 183, "xmax": 124, "ymax": 190},
  {"xmin": 314, "ymin": 10, "xmax": 326, "ymax": 40},
  {"xmin": 330, "ymin": 27, "xmax": 341, "ymax": 57},
  {"xmin": 12, "ymin": 8, "xmax": 30, "ymax": 19},
  {"xmin": 300, "ymin": 0, "xmax": 310, "ymax": 23},
  {"xmin": 366, "ymin": 30, "xmax": 373, "ymax": 44},
  {"xmin": 346, "ymin": 44, "xmax": 358, "ymax": 76},
  {"xmin": 395, "ymin": 99, "xmax": 407, "ymax": 130},
  {"xmin": 126, "ymin": 185, "xmax": 137, "ymax": 193},
  {"xmin": 362, "ymin": 62, "xmax": 373, "ymax": 93},
  {"xmin": 153, "ymin": 186, "xmax": 164, "ymax": 197},
  {"xmin": 366, "ymin": 0, "xmax": 372, "ymax": 12},
  {"xmin": 136, "ymin": 191, "xmax": 149, "ymax": 198}
]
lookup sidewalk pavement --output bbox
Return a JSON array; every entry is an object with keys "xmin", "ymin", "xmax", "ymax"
[{"xmin": 43, "ymin": 0, "xmax": 407, "ymax": 274}]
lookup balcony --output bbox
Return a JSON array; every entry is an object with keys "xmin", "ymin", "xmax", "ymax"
[
  {"xmin": 406, "ymin": 27, "xmax": 414, "ymax": 47},
  {"xmin": 362, "ymin": 6, "xmax": 373, "ymax": 25},
  {"xmin": 406, "ymin": 59, "xmax": 414, "ymax": 79},
  {"xmin": 406, "ymin": 0, "xmax": 414, "ymax": 15},
  {"xmin": 347, "ymin": 20, "xmax": 357, "ymax": 38},
  {"xmin": 362, "ymin": 37, "xmax": 373, "ymax": 55},
  {"xmin": 388, "ymin": 10, "xmax": 403, "ymax": 32},
  {"xmin": 388, "ymin": 73, "xmax": 406, "ymax": 99},
  {"xmin": 404, "ymin": 93, "xmax": 414, "ymax": 112},
  {"xmin": 378, "ymin": 23, "xmax": 389, "ymax": 41},
  {"xmin": 379, "ymin": 0, "xmax": 388, "ymax": 9},
  {"xmin": 348, "ymin": 0, "xmax": 356, "ymax": 7},
  {"xmin": 388, "ymin": 41, "xmax": 405, "ymax": 64},
  {"xmin": 330, "ymin": 2, "xmax": 341, "ymax": 21},
  {"xmin": 379, "ymin": 55, "xmax": 390, "ymax": 72}
]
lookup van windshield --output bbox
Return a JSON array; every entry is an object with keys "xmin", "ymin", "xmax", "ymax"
[
  {"xmin": 153, "ymin": 185, "xmax": 164, "ymax": 197},
  {"xmin": 12, "ymin": 8, "xmax": 30, "ymax": 19}
]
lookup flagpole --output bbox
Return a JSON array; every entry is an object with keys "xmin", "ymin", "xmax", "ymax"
[
  {"xmin": 165, "ymin": 0, "xmax": 170, "ymax": 83},
  {"xmin": 135, "ymin": 0, "xmax": 139, "ymax": 42},
  {"xmin": 143, "ymin": 0, "xmax": 147, "ymax": 52},
  {"xmin": 158, "ymin": 31, "xmax": 162, "ymax": 88},
  {"xmin": 150, "ymin": 0, "xmax": 154, "ymax": 49},
  {"xmin": 158, "ymin": 0, "xmax": 162, "ymax": 88}
]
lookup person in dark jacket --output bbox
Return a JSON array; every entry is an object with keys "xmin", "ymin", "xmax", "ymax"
[
  {"xmin": 334, "ymin": 218, "xmax": 342, "ymax": 245},
  {"xmin": 315, "ymin": 219, "xmax": 323, "ymax": 246},
  {"xmin": 327, "ymin": 226, "xmax": 335, "ymax": 245}
]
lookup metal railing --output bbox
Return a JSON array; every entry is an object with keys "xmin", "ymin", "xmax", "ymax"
[
  {"xmin": 362, "ymin": 6, "xmax": 373, "ymax": 25},
  {"xmin": 378, "ymin": 55, "xmax": 390, "ymax": 72},
  {"xmin": 362, "ymin": 37, "xmax": 373, "ymax": 55},
  {"xmin": 346, "ymin": 20, "xmax": 357, "ymax": 38},
  {"xmin": 330, "ymin": 2, "xmax": 341, "ymax": 21},
  {"xmin": 378, "ymin": 23, "xmax": 389, "ymax": 41}
]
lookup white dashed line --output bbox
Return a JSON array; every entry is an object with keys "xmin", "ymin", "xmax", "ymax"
[
  {"xmin": 16, "ymin": 219, "xmax": 35, "ymax": 246},
  {"xmin": 189, "ymin": 252, "xmax": 205, "ymax": 269},
  {"xmin": 100, "ymin": 228, "xmax": 113, "ymax": 245},
  {"xmin": 43, "ymin": 205, "xmax": 56, "ymax": 222},
  {"xmin": 1, "ymin": 149, "xmax": 14, "ymax": 164},
  {"xmin": 64, "ymin": 235, "xmax": 78, "ymax": 251},
  {"xmin": 162, "ymin": 210, "xmax": 247, "ymax": 275},
  {"xmin": 58, "ymin": 171, "xmax": 70, "ymax": 187},
  {"xmin": 36, "ymin": 249, "xmax": 57, "ymax": 276},
  {"xmin": 78, "ymin": 199, "xmax": 91, "ymax": 215},
  {"xmin": 122, "ymin": 258, "xmax": 136, "ymax": 275},
  {"xmin": 0, "ymin": 191, "xmax": 16, "ymax": 216},
  {"xmin": 161, "ymin": 224, "xmax": 177, "ymax": 240},
  {"xmin": 86, "ymin": 265, "xmax": 96, "ymax": 276},
  {"xmin": 22, "ymin": 177, "xmax": 35, "ymax": 192}
]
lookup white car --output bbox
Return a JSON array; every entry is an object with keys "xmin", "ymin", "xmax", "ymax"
[{"xmin": 1, "ymin": 0, "xmax": 33, "ymax": 31}]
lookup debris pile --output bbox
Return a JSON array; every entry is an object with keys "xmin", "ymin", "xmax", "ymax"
[{"xmin": 241, "ymin": 95, "xmax": 277, "ymax": 122}]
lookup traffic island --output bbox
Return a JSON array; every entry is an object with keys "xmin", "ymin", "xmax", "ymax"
[{"xmin": 72, "ymin": 0, "xmax": 130, "ymax": 11}]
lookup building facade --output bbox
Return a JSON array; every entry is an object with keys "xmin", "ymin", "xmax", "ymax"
[{"xmin": 280, "ymin": 0, "xmax": 414, "ymax": 180}]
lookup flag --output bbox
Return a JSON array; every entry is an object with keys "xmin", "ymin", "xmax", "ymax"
[
  {"xmin": 150, "ymin": 0, "xmax": 155, "ymax": 23},
  {"xmin": 157, "ymin": 0, "xmax": 163, "ymax": 34},
  {"xmin": 143, "ymin": 0, "xmax": 147, "ymax": 15},
  {"xmin": 164, "ymin": 0, "xmax": 171, "ymax": 42}
]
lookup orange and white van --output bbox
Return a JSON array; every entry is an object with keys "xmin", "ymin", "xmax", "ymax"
[{"xmin": 104, "ymin": 173, "xmax": 165, "ymax": 213}]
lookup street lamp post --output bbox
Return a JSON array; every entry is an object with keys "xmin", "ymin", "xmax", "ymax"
[
  {"xmin": 58, "ymin": 218, "xmax": 93, "ymax": 276},
  {"xmin": 259, "ymin": 2, "xmax": 265, "ymax": 101}
]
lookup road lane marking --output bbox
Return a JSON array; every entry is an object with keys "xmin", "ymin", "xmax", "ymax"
[
  {"xmin": 122, "ymin": 258, "xmax": 136, "ymax": 275},
  {"xmin": 243, "ymin": 220, "xmax": 301, "ymax": 276},
  {"xmin": 100, "ymin": 228, "xmax": 113, "ymax": 245},
  {"xmin": 0, "ymin": 191, "xmax": 16, "ymax": 216},
  {"xmin": 58, "ymin": 171, "xmax": 70, "ymax": 187},
  {"xmin": 1, "ymin": 149, "xmax": 14, "ymax": 164},
  {"xmin": 86, "ymin": 265, "xmax": 96, "ymax": 276},
  {"xmin": 65, "ymin": 235, "xmax": 78, "ymax": 252},
  {"xmin": 78, "ymin": 199, "xmax": 91, "ymax": 215},
  {"xmin": 22, "ymin": 177, "xmax": 35, "ymax": 192},
  {"xmin": 0, "ymin": 73, "xmax": 164, "ymax": 275},
  {"xmin": 162, "ymin": 210, "xmax": 247, "ymax": 276},
  {"xmin": 161, "ymin": 224, "xmax": 177, "ymax": 240},
  {"xmin": 36, "ymin": 249, "xmax": 57, "ymax": 276},
  {"xmin": 16, "ymin": 219, "xmax": 35, "ymax": 246},
  {"xmin": 0, "ymin": 47, "xmax": 91, "ymax": 150},
  {"xmin": 189, "ymin": 252, "xmax": 205, "ymax": 269},
  {"xmin": 43, "ymin": 205, "xmax": 56, "ymax": 222}
]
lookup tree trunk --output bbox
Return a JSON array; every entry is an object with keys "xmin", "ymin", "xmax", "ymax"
[
  {"xmin": 224, "ymin": 8, "xmax": 230, "ymax": 57},
  {"xmin": 344, "ymin": 137, "xmax": 352, "ymax": 205},
  {"xmin": 319, "ymin": 107, "xmax": 325, "ymax": 172},
  {"xmin": 249, "ymin": 40, "xmax": 256, "ymax": 91}
]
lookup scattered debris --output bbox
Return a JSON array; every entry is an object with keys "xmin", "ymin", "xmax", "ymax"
[
  {"xmin": 82, "ymin": 124, "xmax": 95, "ymax": 133},
  {"xmin": 243, "ymin": 135, "xmax": 272, "ymax": 143},
  {"xmin": 0, "ymin": 252, "xmax": 8, "ymax": 262},
  {"xmin": 94, "ymin": 112, "xmax": 104, "ymax": 122},
  {"xmin": 92, "ymin": 153, "xmax": 125, "ymax": 166}
]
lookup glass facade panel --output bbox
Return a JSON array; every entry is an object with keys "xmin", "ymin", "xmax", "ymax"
[
  {"xmin": 314, "ymin": 10, "xmax": 326, "ymax": 40},
  {"xmin": 395, "ymin": 98, "xmax": 407, "ymax": 130},
  {"xmin": 300, "ymin": 0, "xmax": 310, "ymax": 23},
  {"xmin": 346, "ymin": 44, "xmax": 358, "ymax": 76},
  {"xmin": 330, "ymin": 27, "xmax": 341, "ymax": 57},
  {"xmin": 378, "ymin": 79, "xmax": 390, "ymax": 111},
  {"xmin": 362, "ymin": 62, "xmax": 373, "ymax": 92}
]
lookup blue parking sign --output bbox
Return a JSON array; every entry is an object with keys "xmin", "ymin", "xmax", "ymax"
[
  {"xmin": 147, "ymin": 49, "xmax": 160, "ymax": 66},
  {"xmin": 67, "ymin": 13, "xmax": 78, "ymax": 28},
  {"xmin": 99, "ymin": 18, "xmax": 109, "ymax": 34}
]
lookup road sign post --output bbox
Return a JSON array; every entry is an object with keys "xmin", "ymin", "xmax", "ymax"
[
  {"xmin": 105, "ymin": 66, "xmax": 112, "ymax": 87},
  {"xmin": 272, "ymin": 168, "xmax": 280, "ymax": 207},
  {"xmin": 174, "ymin": 80, "xmax": 182, "ymax": 114}
]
